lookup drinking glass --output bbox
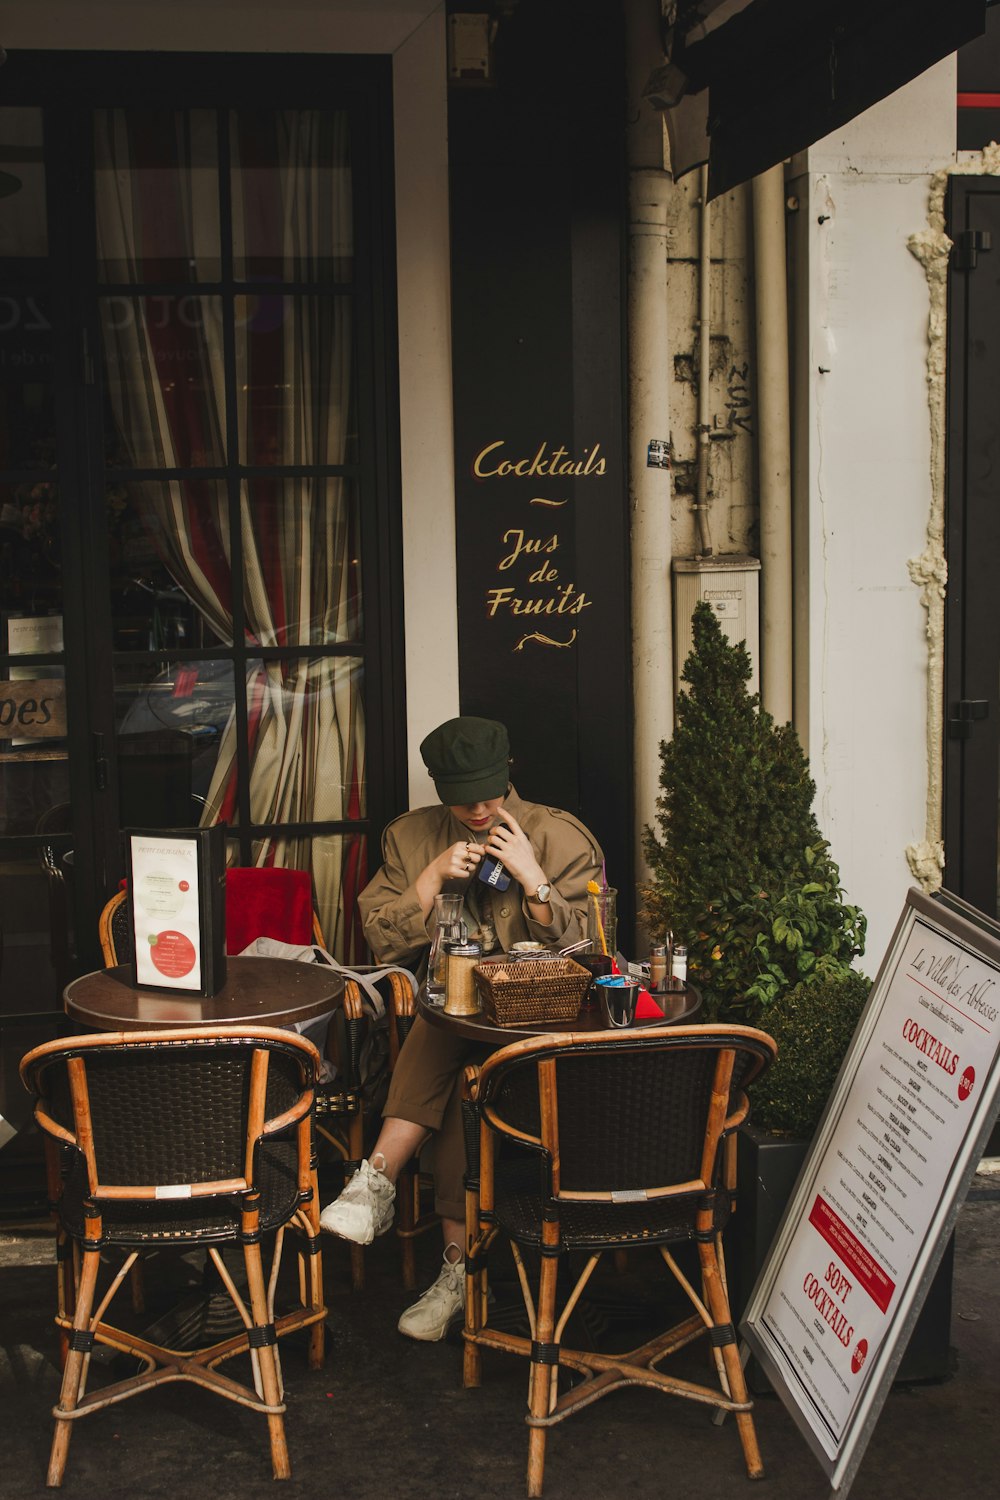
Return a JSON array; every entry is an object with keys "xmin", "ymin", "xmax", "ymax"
[
  {"xmin": 426, "ymin": 893, "xmax": 465, "ymax": 998},
  {"xmin": 586, "ymin": 886, "xmax": 617, "ymax": 960},
  {"xmin": 594, "ymin": 974, "xmax": 640, "ymax": 1028}
]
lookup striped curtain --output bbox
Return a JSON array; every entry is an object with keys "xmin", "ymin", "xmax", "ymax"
[{"xmin": 95, "ymin": 108, "xmax": 368, "ymax": 961}]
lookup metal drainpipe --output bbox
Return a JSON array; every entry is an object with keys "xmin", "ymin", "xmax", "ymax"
[
  {"xmin": 751, "ymin": 163, "xmax": 794, "ymax": 722},
  {"xmin": 694, "ymin": 163, "xmax": 715, "ymax": 556},
  {"xmin": 626, "ymin": 0, "xmax": 674, "ymax": 894}
]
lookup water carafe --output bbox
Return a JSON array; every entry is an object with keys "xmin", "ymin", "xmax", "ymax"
[{"xmin": 426, "ymin": 892, "xmax": 465, "ymax": 998}]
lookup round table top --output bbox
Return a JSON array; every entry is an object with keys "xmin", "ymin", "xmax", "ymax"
[
  {"xmin": 418, "ymin": 981, "xmax": 702, "ymax": 1045},
  {"xmin": 64, "ymin": 955, "xmax": 345, "ymax": 1032}
]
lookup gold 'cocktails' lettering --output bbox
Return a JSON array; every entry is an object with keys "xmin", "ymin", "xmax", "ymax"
[{"xmin": 473, "ymin": 440, "xmax": 606, "ymax": 479}]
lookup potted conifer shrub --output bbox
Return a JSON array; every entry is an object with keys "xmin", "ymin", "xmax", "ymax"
[
  {"xmin": 639, "ymin": 603, "xmax": 950, "ymax": 1383},
  {"xmin": 639, "ymin": 600, "xmax": 865, "ymax": 1020}
]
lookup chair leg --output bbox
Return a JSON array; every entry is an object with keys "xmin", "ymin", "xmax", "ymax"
[
  {"xmin": 347, "ymin": 1241, "xmax": 365, "ymax": 1294},
  {"xmin": 299, "ymin": 1187, "xmax": 326, "ymax": 1370},
  {"xmin": 395, "ymin": 1160, "xmax": 440, "ymax": 1292},
  {"xmin": 698, "ymin": 1240, "xmax": 764, "ymax": 1479},
  {"xmin": 307, "ymin": 1275, "xmax": 325, "ymax": 1370},
  {"xmin": 243, "ymin": 1241, "xmax": 291, "ymax": 1481},
  {"xmin": 396, "ymin": 1166, "xmax": 419, "ymax": 1291},
  {"xmin": 54, "ymin": 1232, "xmax": 73, "ymax": 1370},
  {"xmin": 462, "ymin": 1190, "xmax": 484, "ymax": 1390},
  {"xmin": 347, "ymin": 1113, "xmax": 367, "ymax": 1293},
  {"xmin": 525, "ymin": 1251, "xmax": 559, "ymax": 1499},
  {"xmin": 48, "ymin": 1246, "xmax": 101, "ymax": 1486},
  {"xmin": 129, "ymin": 1259, "xmax": 146, "ymax": 1315}
]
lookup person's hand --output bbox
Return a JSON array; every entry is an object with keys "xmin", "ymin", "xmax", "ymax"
[
  {"xmin": 484, "ymin": 809, "xmax": 545, "ymax": 892},
  {"xmin": 432, "ymin": 840, "xmax": 484, "ymax": 885}
]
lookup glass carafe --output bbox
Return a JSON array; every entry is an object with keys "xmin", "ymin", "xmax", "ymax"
[{"xmin": 426, "ymin": 892, "xmax": 466, "ymax": 997}]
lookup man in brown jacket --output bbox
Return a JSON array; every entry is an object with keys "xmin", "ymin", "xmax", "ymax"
[{"xmin": 320, "ymin": 715, "xmax": 603, "ymax": 1340}]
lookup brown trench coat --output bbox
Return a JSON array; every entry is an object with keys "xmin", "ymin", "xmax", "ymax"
[
  {"xmin": 358, "ymin": 787, "xmax": 604, "ymax": 1220},
  {"xmin": 358, "ymin": 785, "xmax": 604, "ymax": 975}
]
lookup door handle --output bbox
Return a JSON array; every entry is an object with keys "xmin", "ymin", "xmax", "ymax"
[
  {"xmin": 92, "ymin": 731, "xmax": 109, "ymax": 791},
  {"xmin": 947, "ymin": 701, "xmax": 989, "ymax": 740}
]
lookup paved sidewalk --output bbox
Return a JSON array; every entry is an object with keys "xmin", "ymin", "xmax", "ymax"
[{"xmin": 0, "ymin": 1173, "xmax": 997, "ymax": 1500}]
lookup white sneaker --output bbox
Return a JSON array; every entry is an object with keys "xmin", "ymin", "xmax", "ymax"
[
  {"xmin": 397, "ymin": 1244, "xmax": 465, "ymax": 1342},
  {"xmin": 319, "ymin": 1154, "xmax": 395, "ymax": 1244}
]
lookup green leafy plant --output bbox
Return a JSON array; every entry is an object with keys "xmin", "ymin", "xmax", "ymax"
[
  {"xmin": 749, "ymin": 971, "xmax": 871, "ymax": 1138},
  {"xmin": 640, "ymin": 601, "xmax": 866, "ymax": 1021}
]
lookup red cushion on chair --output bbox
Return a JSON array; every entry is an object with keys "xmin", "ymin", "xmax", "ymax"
[{"xmin": 225, "ymin": 867, "xmax": 315, "ymax": 954}]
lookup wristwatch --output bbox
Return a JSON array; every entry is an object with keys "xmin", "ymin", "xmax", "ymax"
[{"xmin": 532, "ymin": 882, "xmax": 552, "ymax": 904}]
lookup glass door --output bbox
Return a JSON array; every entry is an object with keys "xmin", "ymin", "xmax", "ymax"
[
  {"xmin": 0, "ymin": 57, "xmax": 405, "ymax": 1027},
  {"xmin": 0, "ymin": 106, "xmax": 73, "ymax": 1015},
  {"xmin": 93, "ymin": 105, "xmax": 370, "ymax": 959}
]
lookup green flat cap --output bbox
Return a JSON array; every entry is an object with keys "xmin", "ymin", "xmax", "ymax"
[{"xmin": 420, "ymin": 716, "xmax": 511, "ymax": 805}]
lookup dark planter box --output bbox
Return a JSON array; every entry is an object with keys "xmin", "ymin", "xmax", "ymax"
[{"xmin": 731, "ymin": 1124, "xmax": 954, "ymax": 1393}]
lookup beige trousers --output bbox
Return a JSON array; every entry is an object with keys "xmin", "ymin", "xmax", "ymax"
[{"xmin": 383, "ymin": 1014, "xmax": 491, "ymax": 1220}]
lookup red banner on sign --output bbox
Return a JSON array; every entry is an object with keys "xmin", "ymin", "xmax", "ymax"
[{"xmin": 808, "ymin": 1195, "xmax": 895, "ymax": 1315}]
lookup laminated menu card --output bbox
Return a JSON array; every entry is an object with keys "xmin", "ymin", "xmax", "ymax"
[{"xmin": 126, "ymin": 825, "xmax": 227, "ymax": 996}]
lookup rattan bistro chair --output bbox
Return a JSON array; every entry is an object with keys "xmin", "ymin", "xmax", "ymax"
[
  {"xmin": 20, "ymin": 1025, "xmax": 326, "ymax": 1487},
  {"xmin": 96, "ymin": 886, "xmax": 418, "ymax": 1292},
  {"xmin": 461, "ymin": 1023, "xmax": 778, "ymax": 1498}
]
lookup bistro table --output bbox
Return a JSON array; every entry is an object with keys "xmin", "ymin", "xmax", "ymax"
[
  {"xmin": 417, "ymin": 980, "xmax": 702, "ymax": 1045},
  {"xmin": 64, "ymin": 955, "xmax": 345, "ymax": 1032}
]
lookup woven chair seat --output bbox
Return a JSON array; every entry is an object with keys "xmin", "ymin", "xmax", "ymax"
[
  {"xmin": 56, "ymin": 1139, "xmax": 301, "ymax": 1244},
  {"xmin": 492, "ymin": 1153, "xmax": 731, "ymax": 1251}
]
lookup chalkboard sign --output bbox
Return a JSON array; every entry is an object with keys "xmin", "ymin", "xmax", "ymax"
[
  {"xmin": 742, "ymin": 886, "xmax": 1000, "ymax": 1496},
  {"xmin": 448, "ymin": 0, "xmax": 633, "ymax": 935}
]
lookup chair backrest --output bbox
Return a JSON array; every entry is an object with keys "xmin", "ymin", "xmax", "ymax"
[
  {"xmin": 99, "ymin": 888, "xmax": 131, "ymax": 966},
  {"xmin": 98, "ymin": 867, "xmax": 325, "ymax": 967},
  {"xmin": 19, "ymin": 1026, "xmax": 320, "ymax": 1239},
  {"xmin": 475, "ymin": 1024, "xmax": 776, "ymax": 1205},
  {"xmin": 225, "ymin": 866, "xmax": 322, "ymax": 954}
]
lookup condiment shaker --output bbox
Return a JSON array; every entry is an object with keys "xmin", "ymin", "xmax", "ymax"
[
  {"xmin": 670, "ymin": 943, "xmax": 688, "ymax": 988},
  {"xmin": 443, "ymin": 938, "xmax": 483, "ymax": 1016},
  {"xmin": 648, "ymin": 943, "xmax": 668, "ymax": 993}
]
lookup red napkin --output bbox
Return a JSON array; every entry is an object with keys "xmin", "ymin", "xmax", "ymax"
[{"xmin": 635, "ymin": 989, "xmax": 665, "ymax": 1019}]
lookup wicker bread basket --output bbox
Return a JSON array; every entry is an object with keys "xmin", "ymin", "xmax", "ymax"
[{"xmin": 474, "ymin": 955, "xmax": 591, "ymax": 1025}]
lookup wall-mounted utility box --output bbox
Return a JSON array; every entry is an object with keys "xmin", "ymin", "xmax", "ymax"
[{"xmin": 672, "ymin": 555, "xmax": 761, "ymax": 695}]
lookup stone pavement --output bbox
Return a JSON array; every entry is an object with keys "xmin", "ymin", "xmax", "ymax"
[{"xmin": 0, "ymin": 1171, "xmax": 997, "ymax": 1500}]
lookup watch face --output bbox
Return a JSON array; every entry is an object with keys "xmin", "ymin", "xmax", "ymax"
[{"xmin": 536, "ymin": 883, "xmax": 551, "ymax": 903}]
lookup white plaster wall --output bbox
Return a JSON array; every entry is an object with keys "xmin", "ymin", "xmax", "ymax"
[
  {"xmin": 790, "ymin": 57, "xmax": 957, "ymax": 969},
  {"xmin": 391, "ymin": 11, "xmax": 461, "ymax": 806},
  {"xmin": 0, "ymin": 0, "xmax": 460, "ymax": 804}
]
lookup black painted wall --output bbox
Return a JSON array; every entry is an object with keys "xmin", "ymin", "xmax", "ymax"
[{"xmin": 447, "ymin": 0, "xmax": 634, "ymax": 938}]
